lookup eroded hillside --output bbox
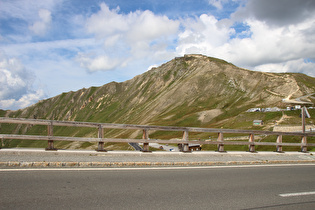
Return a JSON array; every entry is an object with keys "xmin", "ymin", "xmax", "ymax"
[{"xmin": 1, "ymin": 54, "xmax": 314, "ymax": 149}]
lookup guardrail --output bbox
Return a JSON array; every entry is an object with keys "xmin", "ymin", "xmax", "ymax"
[{"xmin": 1, "ymin": 117, "xmax": 315, "ymax": 152}]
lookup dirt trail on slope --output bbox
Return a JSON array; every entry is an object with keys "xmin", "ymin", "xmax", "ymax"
[{"xmin": 283, "ymin": 76, "xmax": 300, "ymax": 101}]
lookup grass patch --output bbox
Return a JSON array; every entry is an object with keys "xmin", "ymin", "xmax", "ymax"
[{"xmin": 105, "ymin": 142, "xmax": 133, "ymax": 151}]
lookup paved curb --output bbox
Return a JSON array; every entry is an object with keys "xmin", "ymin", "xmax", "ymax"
[{"xmin": 1, "ymin": 160, "xmax": 315, "ymax": 168}]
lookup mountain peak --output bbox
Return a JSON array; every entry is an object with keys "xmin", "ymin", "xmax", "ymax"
[
  {"xmin": 173, "ymin": 54, "xmax": 234, "ymax": 66},
  {"xmin": 5, "ymin": 55, "xmax": 315, "ymax": 123},
  {"xmin": 183, "ymin": 54, "xmax": 207, "ymax": 58}
]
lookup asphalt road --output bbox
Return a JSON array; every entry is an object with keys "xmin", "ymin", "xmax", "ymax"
[{"xmin": 1, "ymin": 165, "xmax": 315, "ymax": 210}]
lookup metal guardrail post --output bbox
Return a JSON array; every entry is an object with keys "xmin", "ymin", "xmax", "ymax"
[
  {"xmin": 217, "ymin": 132, "xmax": 225, "ymax": 152},
  {"xmin": 249, "ymin": 133, "xmax": 255, "ymax": 152},
  {"xmin": 46, "ymin": 121, "xmax": 57, "ymax": 151},
  {"xmin": 96, "ymin": 124, "xmax": 106, "ymax": 152}
]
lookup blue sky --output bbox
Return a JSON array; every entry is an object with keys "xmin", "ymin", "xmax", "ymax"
[{"xmin": 1, "ymin": 0, "xmax": 315, "ymax": 110}]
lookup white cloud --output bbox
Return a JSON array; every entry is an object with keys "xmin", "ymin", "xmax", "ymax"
[
  {"xmin": 0, "ymin": 89, "xmax": 45, "ymax": 110},
  {"xmin": 0, "ymin": 54, "xmax": 31, "ymax": 99},
  {"xmin": 147, "ymin": 64, "xmax": 158, "ymax": 71},
  {"xmin": 0, "ymin": 0, "xmax": 62, "ymax": 42},
  {"xmin": 208, "ymin": 0, "xmax": 229, "ymax": 10},
  {"xmin": 127, "ymin": 10, "xmax": 179, "ymax": 43},
  {"xmin": 176, "ymin": 14, "xmax": 232, "ymax": 56},
  {"xmin": 29, "ymin": 9, "xmax": 52, "ymax": 35},
  {"xmin": 175, "ymin": 7, "xmax": 315, "ymax": 75},
  {"xmin": 86, "ymin": 4, "xmax": 128, "ymax": 39},
  {"xmin": 226, "ymin": 18, "xmax": 315, "ymax": 69},
  {"xmin": 82, "ymin": 3, "xmax": 180, "ymax": 72},
  {"xmin": 76, "ymin": 53, "xmax": 121, "ymax": 72},
  {"xmin": 0, "ymin": 52, "xmax": 44, "ymax": 110},
  {"xmin": 254, "ymin": 59, "xmax": 315, "ymax": 77},
  {"xmin": 82, "ymin": 2, "xmax": 315, "ymax": 76}
]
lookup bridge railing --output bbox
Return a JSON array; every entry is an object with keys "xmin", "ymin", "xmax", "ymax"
[{"xmin": 0, "ymin": 117, "xmax": 315, "ymax": 152}]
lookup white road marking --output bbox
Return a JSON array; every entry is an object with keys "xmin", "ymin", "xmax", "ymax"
[
  {"xmin": 0, "ymin": 164, "xmax": 315, "ymax": 172},
  {"xmin": 279, "ymin": 191, "xmax": 315, "ymax": 197}
]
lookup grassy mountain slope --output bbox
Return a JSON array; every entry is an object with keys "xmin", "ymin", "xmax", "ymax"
[{"xmin": 1, "ymin": 54, "xmax": 314, "ymax": 150}]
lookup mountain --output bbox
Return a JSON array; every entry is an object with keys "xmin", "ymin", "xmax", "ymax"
[{"xmin": 1, "ymin": 54, "xmax": 315, "ymax": 150}]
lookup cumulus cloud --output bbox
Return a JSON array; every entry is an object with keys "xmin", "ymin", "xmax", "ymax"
[
  {"xmin": 81, "ymin": 3, "xmax": 180, "ymax": 72},
  {"xmin": 176, "ymin": 0, "xmax": 315, "ymax": 76},
  {"xmin": 147, "ymin": 64, "xmax": 158, "ymax": 71},
  {"xmin": 29, "ymin": 8, "xmax": 52, "ymax": 35},
  {"xmin": 79, "ymin": 1, "xmax": 315, "ymax": 76},
  {"xmin": 0, "ymin": 89, "xmax": 45, "ymax": 110},
  {"xmin": 86, "ymin": 5, "xmax": 127, "ymax": 38},
  {"xmin": 224, "ymin": 19, "xmax": 315, "ymax": 67},
  {"xmin": 208, "ymin": 0, "xmax": 229, "ymax": 10},
  {"xmin": 254, "ymin": 59, "xmax": 315, "ymax": 77},
  {"xmin": 127, "ymin": 10, "xmax": 179, "ymax": 43},
  {"xmin": 76, "ymin": 53, "xmax": 122, "ymax": 72},
  {"xmin": 0, "ymin": 52, "xmax": 44, "ymax": 110},
  {"xmin": 86, "ymin": 3, "xmax": 179, "ymax": 42},
  {"xmin": 176, "ymin": 14, "xmax": 233, "ymax": 57}
]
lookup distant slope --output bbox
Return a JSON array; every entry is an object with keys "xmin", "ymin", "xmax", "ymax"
[{"xmin": 1, "ymin": 54, "xmax": 315, "ymax": 150}]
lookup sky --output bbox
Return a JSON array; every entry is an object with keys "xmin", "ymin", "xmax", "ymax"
[{"xmin": 0, "ymin": 0, "xmax": 315, "ymax": 110}]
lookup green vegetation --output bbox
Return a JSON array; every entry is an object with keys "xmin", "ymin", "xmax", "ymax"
[
  {"xmin": 1, "ymin": 55, "xmax": 314, "ymax": 151},
  {"xmin": 208, "ymin": 56, "xmax": 234, "ymax": 66},
  {"xmin": 0, "ymin": 109, "xmax": 7, "ymax": 117}
]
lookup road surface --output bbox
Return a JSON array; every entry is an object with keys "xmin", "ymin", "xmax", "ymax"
[{"xmin": 1, "ymin": 165, "xmax": 314, "ymax": 209}]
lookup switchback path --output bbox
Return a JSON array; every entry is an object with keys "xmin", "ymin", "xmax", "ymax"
[{"xmin": 1, "ymin": 148, "xmax": 315, "ymax": 168}]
